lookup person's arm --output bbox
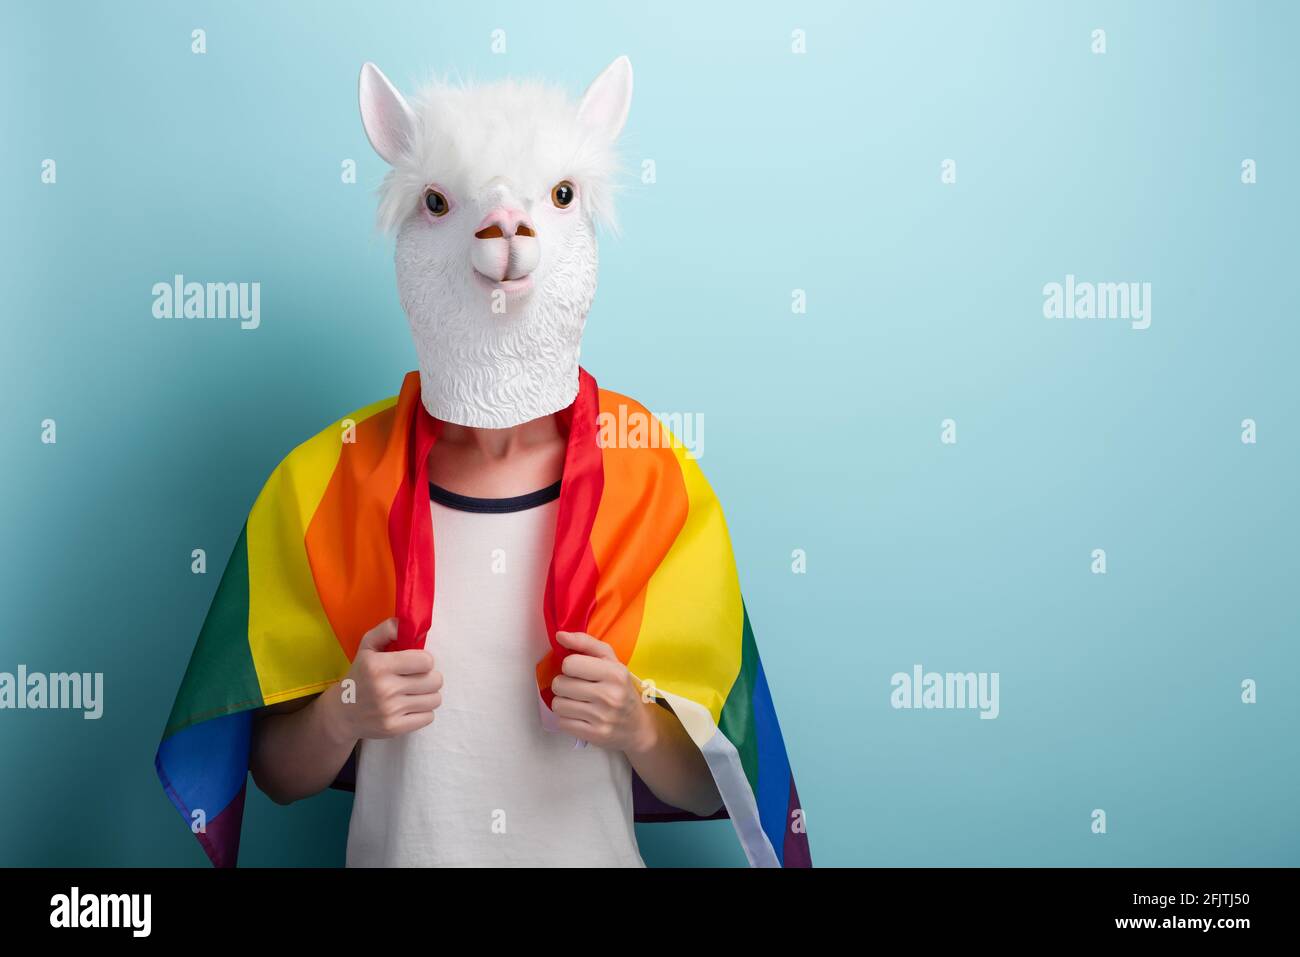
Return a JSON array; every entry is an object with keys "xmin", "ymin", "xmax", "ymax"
[
  {"xmin": 549, "ymin": 630, "xmax": 723, "ymax": 818},
  {"xmin": 249, "ymin": 618, "xmax": 443, "ymax": 805},
  {"xmin": 250, "ymin": 691, "xmax": 353, "ymax": 805}
]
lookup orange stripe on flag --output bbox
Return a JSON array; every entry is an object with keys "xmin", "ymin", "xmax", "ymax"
[
  {"xmin": 304, "ymin": 391, "xmax": 414, "ymax": 661},
  {"xmin": 587, "ymin": 390, "xmax": 689, "ymax": 664}
]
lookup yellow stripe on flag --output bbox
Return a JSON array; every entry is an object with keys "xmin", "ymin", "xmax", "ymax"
[
  {"xmin": 628, "ymin": 425, "xmax": 744, "ymax": 723},
  {"xmin": 246, "ymin": 397, "xmax": 397, "ymax": 704}
]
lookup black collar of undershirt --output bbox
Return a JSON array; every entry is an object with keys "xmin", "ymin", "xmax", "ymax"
[{"xmin": 428, "ymin": 479, "xmax": 562, "ymax": 514}]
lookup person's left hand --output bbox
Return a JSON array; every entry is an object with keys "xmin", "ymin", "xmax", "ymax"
[{"xmin": 550, "ymin": 631, "xmax": 655, "ymax": 754}]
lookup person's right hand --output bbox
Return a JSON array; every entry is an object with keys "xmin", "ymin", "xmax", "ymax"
[{"xmin": 326, "ymin": 617, "xmax": 443, "ymax": 741}]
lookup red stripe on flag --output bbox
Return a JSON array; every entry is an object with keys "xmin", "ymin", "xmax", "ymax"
[
  {"xmin": 388, "ymin": 376, "xmax": 441, "ymax": 652},
  {"xmin": 540, "ymin": 368, "xmax": 605, "ymax": 706}
]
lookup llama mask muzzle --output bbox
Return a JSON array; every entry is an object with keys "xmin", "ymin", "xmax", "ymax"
[{"xmin": 359, "ymin": 57, "xmax": 633, "ymax": 429}]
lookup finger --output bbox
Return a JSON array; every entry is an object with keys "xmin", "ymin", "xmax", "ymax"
[
  {"xmin": 378, "ymin": 649, "xmax": 436, "ymax": 676},
  {"xmin": 560, "ymin": 653, "xmax": 619, "ymax": 682},
  {"xmin": 551, "ymin": 695, "xmax": 601, "ymax": 722},
  {"xmin": 358, "ymin": 617, "xmax": 399, "ymax": 652},
  {"xmin": 550, "ymin": 674, "xmax": 600, "ymax": 703},
  {"xmin": 396, "ymin": 670, "xmax": 444, "ymax": 695},
  {"xmin": 555, "ymin": 716, "xmax": 598, "ymax": 743},
  {"xmin": 387, "ymin": 710, "xmax": 435, "ymax": 736},
  {"xmin": 555, "ymin": 631, "xmax": 617, "ymax": 660},
  {"xmin": 396, "ymin": 691, "xmax": 442, "ymax": 714}
]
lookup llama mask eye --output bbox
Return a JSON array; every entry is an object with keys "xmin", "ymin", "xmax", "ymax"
[
  {"xmin": 423, "ymin": 188, "xmax": 450, "ymax": 217},
  {"xmin": 551, "ymin": 181, "xmax": 575, "ymax": 208}
]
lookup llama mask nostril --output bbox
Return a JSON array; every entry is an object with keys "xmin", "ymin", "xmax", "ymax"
[{"xmin": 476, "ymin": 207, "xmax": 532, "ymax": 237}]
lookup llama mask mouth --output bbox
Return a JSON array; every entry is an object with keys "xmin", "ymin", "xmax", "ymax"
[{"xmin": 472, "ymin": 272, "xmax": 535, "ymax": 298}]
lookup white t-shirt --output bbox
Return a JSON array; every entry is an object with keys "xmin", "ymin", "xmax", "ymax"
[{"xmin": 345, "ymin": 480, "xmax": 645, "ymax": 867}]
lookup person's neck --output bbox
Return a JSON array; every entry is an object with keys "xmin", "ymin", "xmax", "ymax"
[
  {"xmin": 426, "ymin": 405, "xmax": 569, "ymax": 498},
  {"xmin": 436, "ymin": 413, "xmax": 563, "ymax": 461}
]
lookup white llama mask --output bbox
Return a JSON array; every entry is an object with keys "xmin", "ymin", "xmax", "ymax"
[{"xmin": 359, "ymin": 57, "xmax": 632, "ymax": 428}]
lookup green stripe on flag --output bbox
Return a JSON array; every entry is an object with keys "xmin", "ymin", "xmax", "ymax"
[
  {"xmin": 718, "ymin": 601, "xmax": 760, "ymax": 795},
  {"xmin": 163, "ymin": 526, "xmax": 263, "ymax": 736}
]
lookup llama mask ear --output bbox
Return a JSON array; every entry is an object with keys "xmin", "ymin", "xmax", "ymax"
[
  {"xmin": 577, "ymin": 55, "xmax": 633, "ymax": 143},
  {"xmin": 359, "ymin": 62, "xmax": 417, "ymax": 165}
]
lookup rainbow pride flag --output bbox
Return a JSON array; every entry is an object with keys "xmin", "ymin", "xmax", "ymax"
[{"xmin": 155, "ymin": 369, "xmax": 811, "ymax": 867}]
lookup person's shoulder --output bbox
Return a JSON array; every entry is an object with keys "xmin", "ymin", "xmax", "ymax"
[
  {"xmin": 271, "ymin": 391, "xmax": 402, "ymax": 481},
  {"xmin": 596, "ymin": 386, "xmax": 653, "ymax": 416},
  {"xmin": 593, "ymin": 386, "xmax": 706, "ymax": 466},
  {"xmin": 594, "ymin": 387, "xmax": 663, "ymax": 443}
]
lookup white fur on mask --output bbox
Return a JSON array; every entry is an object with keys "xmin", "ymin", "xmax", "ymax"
[{"xmin": 359, "ymin": 57, "xmax": 633, "ymax": 429}]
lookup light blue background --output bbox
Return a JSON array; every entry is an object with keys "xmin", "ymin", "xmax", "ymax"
[{"xmin": 1, "ymin": 0, "xmax": 1296, "ymax": 866}]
